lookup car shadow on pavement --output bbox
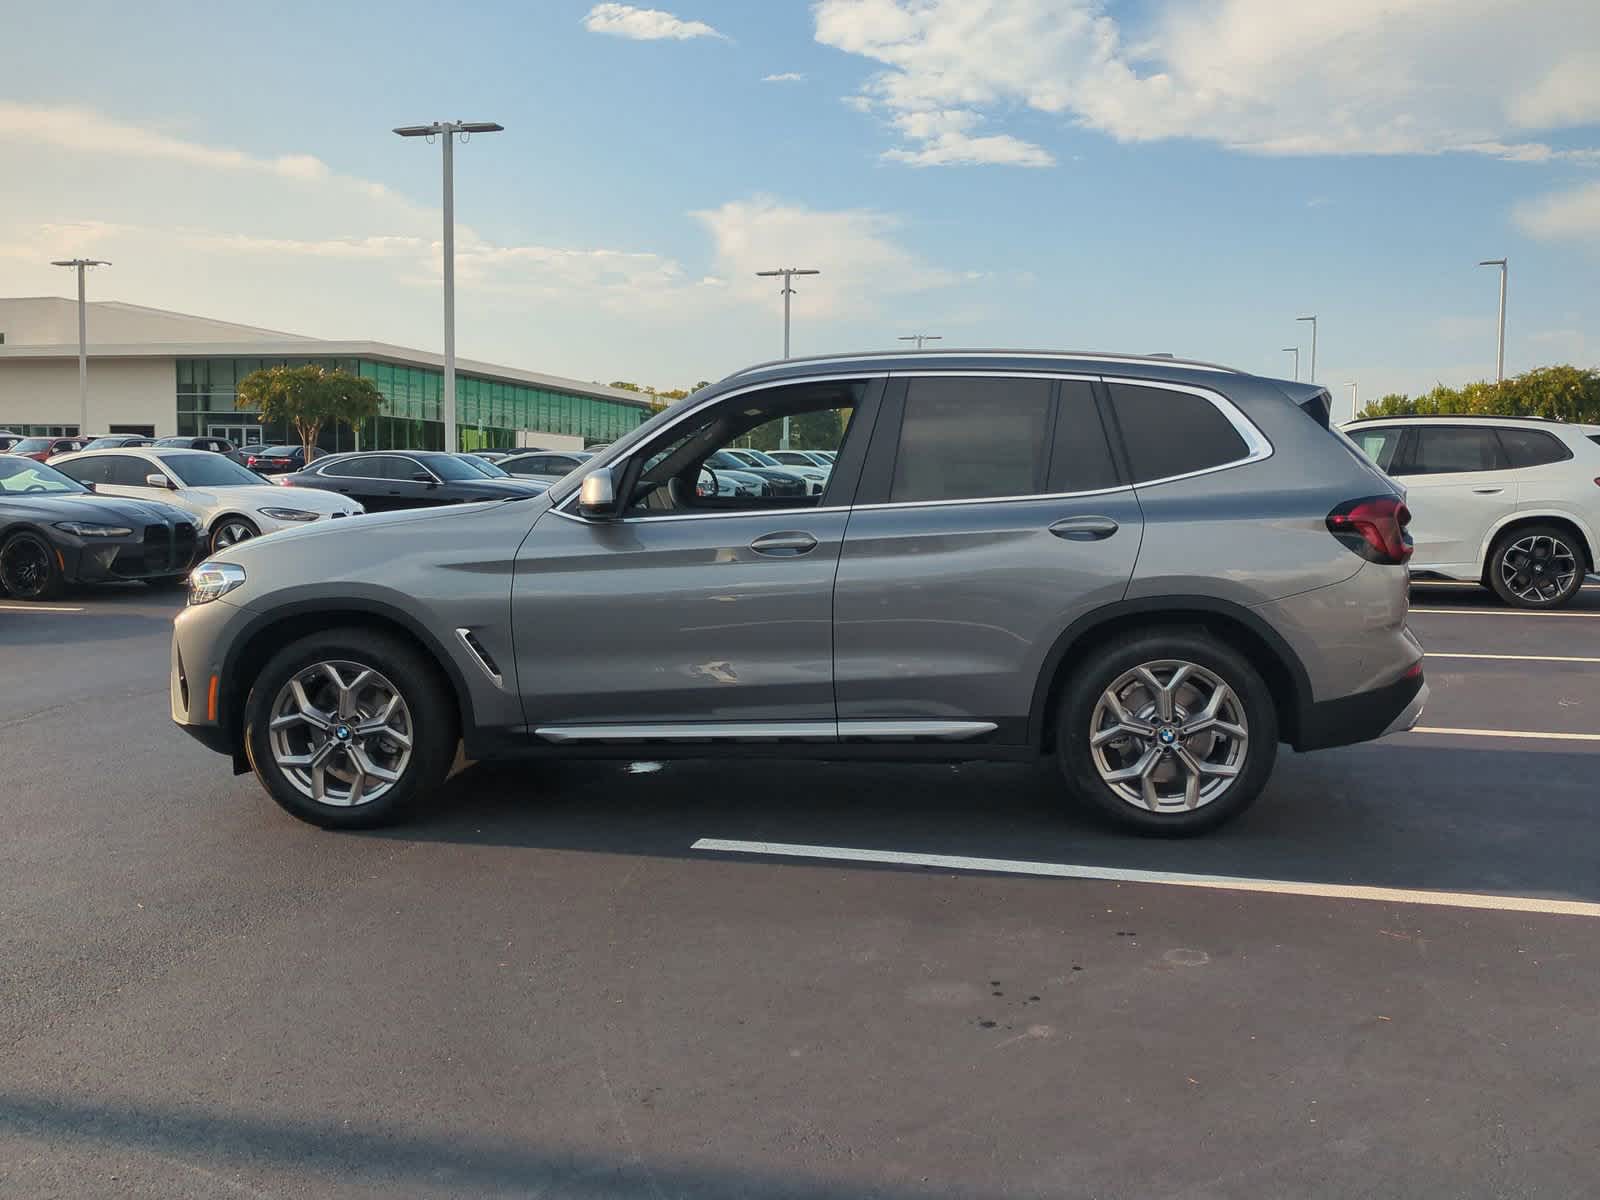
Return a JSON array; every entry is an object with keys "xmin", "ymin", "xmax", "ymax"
[
  {"xmin": 0, "ymin": 1091, "xmax": 972, "ymax": 1200},
  {"xmin": 373, "ymin": 740, "xmax": 1600, "ymax": 905}
]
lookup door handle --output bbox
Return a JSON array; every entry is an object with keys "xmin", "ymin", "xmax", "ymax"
[
  {"xmin": 1471, "ymin": 486, "xmax": 1504, "ymax": 495},
  {"xmin": 1048, "ymin": 515, "xmax": 1120, "ymax": 541},
  {"xmin": 750, "ymin": 531, "xmax": 818, "ymax": 556}
]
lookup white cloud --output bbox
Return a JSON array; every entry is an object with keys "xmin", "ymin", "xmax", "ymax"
[
  {"xmin": 582, "ymin": 3, "xmax": 726, "ymax": 42},
  {"xmin": 814, "ymin": 0, "xmax": 1600, "ymax": 167},
  {"xmin": 762, "ymin": 72, "xmax": 807, "ymax": 83},
  {"xmin": 882, "ymin": 110, "xmax": 1053, "ymax": 167},
  {"xmin": 1515, "ymin": 180, "xmax": 1600, "ymax": 243},
  {"xmin": 691, "ymin": 197, "xmax": 957, "ymax": 320}
]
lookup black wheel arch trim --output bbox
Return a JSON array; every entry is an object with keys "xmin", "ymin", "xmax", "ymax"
[
  {"xmin": 217, "ymin": 597, "xmax": 478, "ymax": 752},
  {"xmin": 1026, "ymin": 594, "xmax": 1315, "ymax": 749}
]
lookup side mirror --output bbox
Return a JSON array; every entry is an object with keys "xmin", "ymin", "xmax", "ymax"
[
  {"xmin": 83, "ymin": 481, "xmax": 97, "ymax": 493},
  {"xmin": 145, "ymin": 472, "xmax": 172, "ymax": 489},
  {"xmin": 578, "ymin": 468, "xmax": 618, "ymax": 519},
  {"xmin": 412, "ymin": 472, "xmax": 435, "ymax": 484}
]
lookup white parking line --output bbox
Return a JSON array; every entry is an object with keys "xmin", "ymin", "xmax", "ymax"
[
  {"xmin": 1411, "ymin": 607, "xmax": 1600, "ymax": 617},
  {"xmin": 1427, "ymin": 652, "xmax": 1600, "ymax": 664},
  {"xmin": 691, "ymin": 838, "xmax": 1600, "ymax": 918},
  {"xmin": 1411, "ymin": 726, "xmax": 1600, "ymax": 742},
  {"xmin": 0, "ymin": 603, "xmax": 86, "ymax": 613}
]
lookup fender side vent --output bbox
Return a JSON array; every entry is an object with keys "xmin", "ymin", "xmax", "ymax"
[{"xmin": 455, "ymin": 628, "xmax": 504, "ymax": 685}]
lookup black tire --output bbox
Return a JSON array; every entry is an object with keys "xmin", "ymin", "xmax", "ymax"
[
  {"xmin": 209, "ymin": 515, "xmax": 260, "ymax": 555},
  {"xmin": 243, "ymin": 628, "xmax": 457, "ymax": 830},
  {"xmin": 0, "ymin": 530, "xmax": 65, "ymax": 601},
  {"xmin": 1486, "ymin": 523, "xmax": 1585, "ymax": 610},
  {"xmin": 1055, "ymin": 629, "xmax": 1278, "ymax": 837}
]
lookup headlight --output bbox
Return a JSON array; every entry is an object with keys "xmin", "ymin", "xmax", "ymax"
[
  {"xmin": 53, "ymin": 521, "xmax": 133, "ymax": 537},
  {"xmin": 188, "ymin": 561, "xmax": 247, "ymax": 605},
  {"xmin": 257, "ymin": 507, "xmax": 319, "ymax": 522}
]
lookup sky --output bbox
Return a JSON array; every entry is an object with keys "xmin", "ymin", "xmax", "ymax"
[{"xmin": 2, "ymin": 0, "xmax": 1598, "ymax": 415}]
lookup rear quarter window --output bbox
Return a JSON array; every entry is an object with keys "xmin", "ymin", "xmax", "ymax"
[
  {"xmin": 1108, "ymin": 384, "xmax": 1250, "ymax": 483},
  {"xmin": 1496, "ymin": 427, "xmax": 1573, "ymax": 469}
]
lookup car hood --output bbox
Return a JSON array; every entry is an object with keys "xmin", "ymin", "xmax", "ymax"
[
  {"xmin": 0, "ymin": 492, "xmax": 194, "ymax": 524},
  {"xmin": 181, "ymin": 484, "xmax": 354, "ymax": 512}
]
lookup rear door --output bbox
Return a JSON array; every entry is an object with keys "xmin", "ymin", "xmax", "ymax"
[
  {"xmin": 1391, "ymin": 425, "xmax": 1518, "ymax": 570},
  {"xmin": 832, "ymin": 374, "xmax": 1142, "ymax": 743}
]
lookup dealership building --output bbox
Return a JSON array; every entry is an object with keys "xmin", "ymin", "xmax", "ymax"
[{"xmin": 0, "ymin": 297, "xmax": 655, "ymax": 453}]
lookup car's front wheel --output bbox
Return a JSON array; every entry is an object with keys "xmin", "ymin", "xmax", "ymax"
[
  {"xmin": 209, "ymin": 516, "xmax": 260, "ymax": 555},
  {"xmin": 243, "ymin": 629, "xmax": 457, "ymax": 829},
  {"xmin": 1487, "ymin": 524, "xmax": 1584, "ymax": 609},
  {"xmin": 1055, "ymin": 630, "xmax": 1278, "ymax": 836},
  {"xmin": 0, "ymin": 530, "xmax": 64, "ymax": 601}
]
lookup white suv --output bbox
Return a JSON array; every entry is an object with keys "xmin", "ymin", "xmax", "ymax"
[{"xmin": 1343, "ymin": 415, "xmax": 1600, "ymax": 608}]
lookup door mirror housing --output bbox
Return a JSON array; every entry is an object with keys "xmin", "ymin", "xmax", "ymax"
[
  {"xmin": 578, "ymin": 468, "xmax": 619, "ymax": 519},
  {"xmin": 144, "ymin": 472, "xmax": 173, "ymax": 489},
  {"xmin": 412, "ymin": 472, "xmax": 436, "ymax": 484}
]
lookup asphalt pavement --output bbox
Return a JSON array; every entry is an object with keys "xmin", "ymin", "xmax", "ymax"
[{"xmin": 2, "ymin": 580, "xmax": 1597, "ymax": 1198}]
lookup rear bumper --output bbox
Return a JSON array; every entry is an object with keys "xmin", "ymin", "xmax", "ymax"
[{"xmin": 1294, "ymin": 670, "xmax": 1426, "ymax": 752}]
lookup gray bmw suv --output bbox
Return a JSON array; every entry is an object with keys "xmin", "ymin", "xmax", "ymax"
[{"xmin": 171, "ymin": 351, "xmax": 1426, "ymax": 835}]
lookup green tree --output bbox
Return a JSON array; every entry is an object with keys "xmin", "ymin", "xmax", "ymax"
[
  {"xmin": 237, "ymin": 365, "xmax": 384, "ymax": 460},
  {"xmin": 1355, "ymin": 365, "xmax": 1600, "ymax": 422}
]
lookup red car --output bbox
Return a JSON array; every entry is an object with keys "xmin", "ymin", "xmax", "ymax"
[
  {"xmin": 9, "ymin": 436, "xmax": 93, "ymax": 461},
  {"xmin": 244, "ymin": 444, "xmax": 317, "ymax": 475}
]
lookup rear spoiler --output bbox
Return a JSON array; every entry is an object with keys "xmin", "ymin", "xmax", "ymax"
[{"xmin": 1277, "ymin": 382, "xmax": 1334, "ymax": 428}]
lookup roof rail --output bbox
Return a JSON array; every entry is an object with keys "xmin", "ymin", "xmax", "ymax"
[
  {"xmin": 722, "ymin": 348, "xmax": 1244, "ymax": 380},
  {"xmin": 1345, "ymin": 413, "xmax": 1563, "ymax": 424}
]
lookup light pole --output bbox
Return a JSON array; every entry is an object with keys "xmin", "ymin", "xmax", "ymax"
[
  {"xmin": 1478, "ymin": 258, "xmax": 1507, "ymax": 383},
  {"xmin": 50, "ymin": 258, "xmax": 110, "ymax": 436},
  {"xmin": 395, "ymin": 119, "xmax": 504, "ymax": 452},
  {"xmin": 1347, "ymin": 382, "xmax": 1358, "ymax": 421},
  {"xmin": 899, "ymin": 334, "xmax": 942, "ymax": 350},
  {"xmin": 1296, "ymin": 315, "xmax": 1318, "ymax": 382},
  {"xmin": 756, "ymin": 267, "xmax": 820, "ymax": 448},
  {"xmin": 1282, "ymin": 347, "xmax": 1300, "ymax": 380}
]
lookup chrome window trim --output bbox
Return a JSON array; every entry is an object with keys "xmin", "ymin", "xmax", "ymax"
[
  {"xmin": 1099, "ymin": 375, "xmax": 1274, "ymax": 487},
  {"xmin": 850, "ymin": 485, "xmax": 1134, "ymax": 513},
  {"xmin": 551, "ymin": 504, "xmax": 851, "ymax": 525},
  {"xmin": 534, "ymin": 719, "xmax": 998, "ymax": 743},
  {"xmin": 546, "ymin": 371, "xmax": 890, "ymax": 506}
]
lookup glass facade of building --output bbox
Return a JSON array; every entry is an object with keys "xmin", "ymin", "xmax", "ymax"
[{"xmin": 175, "ymin": 356, "xmax": 651, "ymax": 451}]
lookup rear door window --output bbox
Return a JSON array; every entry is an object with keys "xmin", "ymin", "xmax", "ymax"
[
  {"xmin": 889, "ymin": 377, "xmax": 1052, "ymax": 503},
  {"xmin": 1401, "ymin": 426, "xmax": 1507, "ymax": 475},
  {"xmin": 1495, "ymin": 427, "xmax": 1572, "ymax": 469},
  {"xmin": 1107, "ymin": 384, "xmax": 1250, "ymax": 483},
  {"xmin": 102, "ymin": 455, "xmax": 156, "ymax": 486}
]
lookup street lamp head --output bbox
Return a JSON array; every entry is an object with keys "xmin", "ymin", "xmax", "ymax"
[
  {"xmin": 51, "ymin": 259, "xmax": 111, "ymax": 268},
  {"xmin": 1281, "ymin": 347, "xmax": 1298, "ymax": 353},
  {"xmin": 756, "ymin": 268, "xmax": 821, "ymax": 277},
  {"xmin": 457, "ymin": 122, "xmax": 504, "ymax": 134},
  {"xmin": 393, "ymin": 125, "xmax": 438, "ymax": 137},
  {"xmin": 1478, "ymin": 258, "xmax": 1506, "ymax": 267},
  {"xmin": 1297, "ymin": 314, "xmax": 1316, "ymax": 321}
]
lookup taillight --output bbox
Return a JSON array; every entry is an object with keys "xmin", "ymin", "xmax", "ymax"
[{"xmin": 1327, "ymin": 495, "xmax": 1413, "ymax": 565}]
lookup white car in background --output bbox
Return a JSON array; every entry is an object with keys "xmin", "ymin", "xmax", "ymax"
[
  {"xmin": 767, "ymin": 449, "xmax": 835, "ymax": 472},
  {"xmin": 720, "ymin": 447, "xmax": 830, "ymax": 494},
  {"xmin": 51, "ymin": 447, "xmax": 363, "ymax": 555},
  {"xmin": 1342, "ymin": 414, "xmax": 1600, "ymax": 609}
]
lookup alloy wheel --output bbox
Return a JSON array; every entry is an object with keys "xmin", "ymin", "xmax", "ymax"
[
  {"xmin": 0, "ymin": 536, "xmax": 52, "ymax": 600},
  {"xmin": 1088, "ymin": 659, "xmax": 1248, "ymax": 813},
  {"xmin": 1498, "ymin": 534, "xmax": 1577, "ymax": 605},
  {"xmin": 212, "ymin": 520, "xmax": 257, "ymax": 551},
  {"xmin": 267, "ymin": 660, "xmax": 414, "ymax": 806}
]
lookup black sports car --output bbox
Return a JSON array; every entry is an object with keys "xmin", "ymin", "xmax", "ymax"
[
  {"xmin": 0, "ymin": 457, "xmax": 201, "ymax": 601},
  {"xmin": 278, "ymin": 450, "xmax": 547, "ymax": 512}
]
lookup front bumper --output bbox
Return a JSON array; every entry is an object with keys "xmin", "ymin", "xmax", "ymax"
[
  {"xmin": 1295, "ymin": 669, "xmax": 1427, "ymax": 752},
  {"xmin": 63, "ymin": 521, "xmax": 201, "ymax": 583},
  {"xmin": 171, "ymin": 596, "xmax": 255, "ymax": 768}
]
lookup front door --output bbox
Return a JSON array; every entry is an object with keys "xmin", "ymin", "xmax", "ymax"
[
  {"xmin": 833, "ymin": 375, "xmax": 1143, "ymax": 741},
  {"xmin": 511, "ymin": 377, "xmax": 876, "ymax": 735},
  {"xmin": 209, "ymin": 424, "xmax": 263, "ymax": 447},
  {"xmin": 1391, "ymin": 424, "xmax": 1518, "ymax": 570}
]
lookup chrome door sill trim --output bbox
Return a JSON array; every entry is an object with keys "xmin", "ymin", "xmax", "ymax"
[
  {"xmin": 838, "ymin": 720, "xmax": 998, "ymax": 742},
  {"xmin": 533, "ymin": 719, "xmax": 999, "ymax": 744}
]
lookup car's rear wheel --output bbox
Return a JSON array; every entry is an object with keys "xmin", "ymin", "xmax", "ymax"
[
  {"xmin": 243, "ymin": 629, "xmax": 456, "ymax": 829},
  {"xmin": 1487, "ymin": 524, "xmax": 1584, "ymax": 609},
  {"xmin": 0, "ymin": 531, "xmax": 64, "ymax": 601},
  {"xmin": 210, "ymin": 516, "xmax": 259, "ymax": 554},
  {"xmin": 1056, "ymin": 630, "xmax": 1278, "ymax": 836}
]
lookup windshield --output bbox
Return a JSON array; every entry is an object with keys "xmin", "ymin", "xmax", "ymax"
[
  {"xmin": 84, "ymin": 437, "xmax": 137, "ymax": 450},
  {"xmin": 165, "ymin": 454, "xmax": 266, "ymax": 487},
  {"xmin": 0, "ymin": 457, "xmax": 88, "ymax": 494},
  {"xmin": 13, "ymin": 438, "xmax": 53, "ymax": 454},
  {"xmin": 424, "ymin": 455, "xmax": 485, "ymax": 482},
  {"xmin": 458, "ymin": 455, "xmax": 509, "ymax": 478},
  {"xmin": 740, "ymin": 449, "xmax": 784, "ymax": 467}
]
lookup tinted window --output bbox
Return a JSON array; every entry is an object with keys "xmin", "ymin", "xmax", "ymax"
[
  {"xmin": 890, "ymin": 377, "xmax": 1052, "ymax": 503},
  {"xmin": 1496, "ymin": 427, "xmax": 1571, "ymax": 469},
  {"xmin": 418, "ymin": 455, "xmax": 480, "ymax": 482},
  {"xmin": 328, "ymin": 456, "xmax": 386, "ymax": 479},
  {"xmin": 1047, "ymin": 381, "xmax": 1121, "ymax": 493},
  {"xmin": 1109, "ymin": 384, "xmax": 1250, "ymax": 483},
  {"xmin": 1403, "ymin": 426, "xmax": 1506, "ymax": 475},
  {"xmin": 54, "ymin": 456, "xmax": 109, "ymax": 486},
  {"xmin": 1351, "ymin": 427, "xmax": 1404, "ymax": 471},
  {"xmin": 165, "ymin": 454, "xmax": 262, "ymax": 487},
  {"xmin": 103, "ymin": 455, "xmax": 158, "ymax": 486}
]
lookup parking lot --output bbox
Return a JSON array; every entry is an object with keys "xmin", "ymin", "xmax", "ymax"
[{"xmin": 2, "ymin": 581, "xmax": 1597, "ymax": 1199}]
